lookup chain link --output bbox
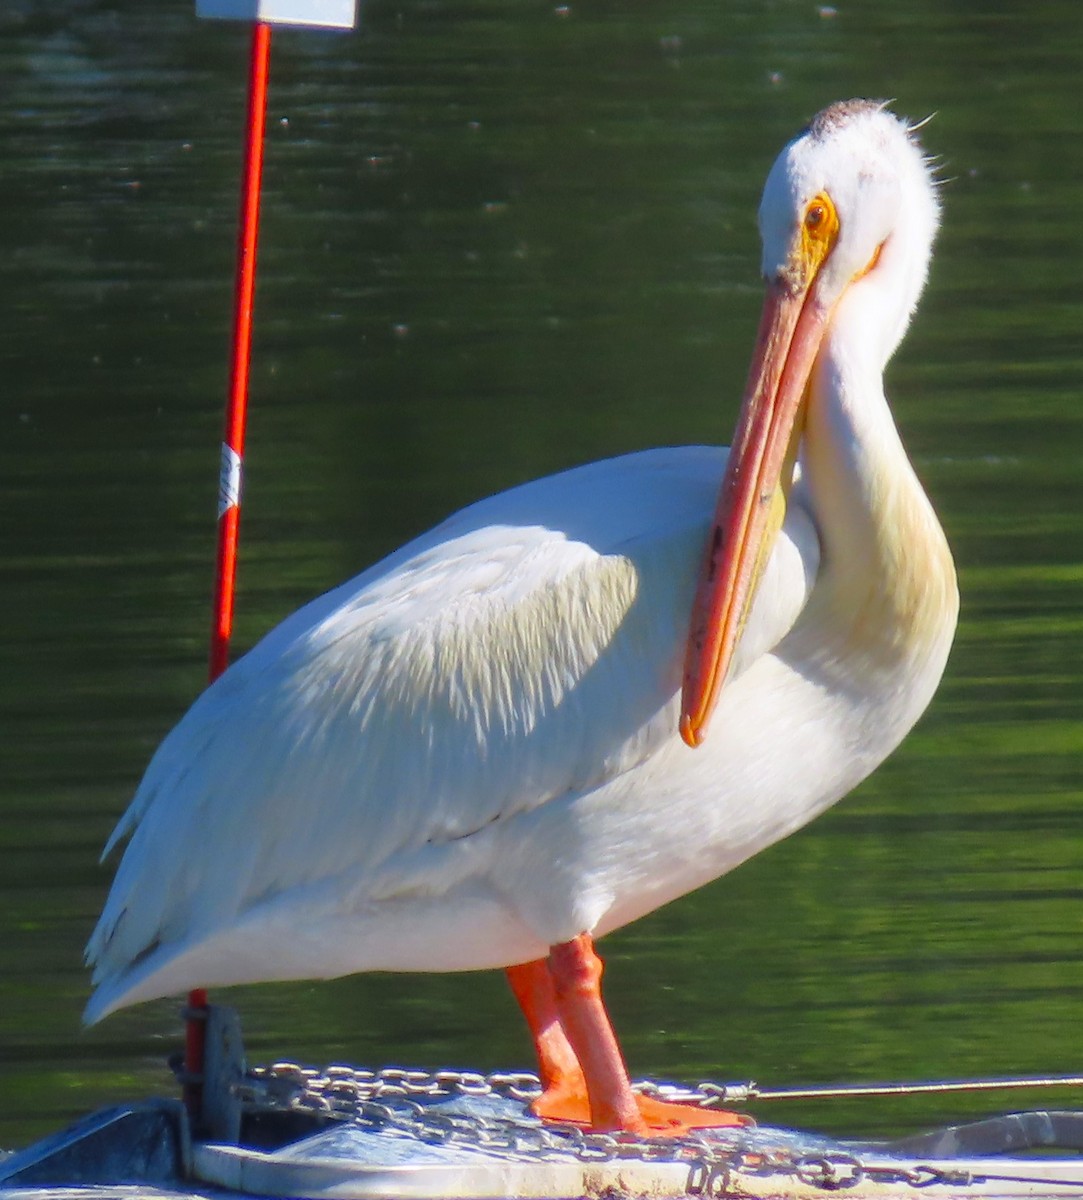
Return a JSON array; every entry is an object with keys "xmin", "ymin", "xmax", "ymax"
[{"xmin": 795, "ymin": 1152, "xmax": 867, "ymax": 1190}]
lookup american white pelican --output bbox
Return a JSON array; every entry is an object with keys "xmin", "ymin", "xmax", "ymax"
[{"xmin": 85, "ymin": 99, "xmax": 958, "ymax": 1136}]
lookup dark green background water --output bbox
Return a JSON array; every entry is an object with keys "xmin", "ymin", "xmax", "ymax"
[{"xmin": 3, "ymin": 0, "xmax": 1083, "ymax": 1153}]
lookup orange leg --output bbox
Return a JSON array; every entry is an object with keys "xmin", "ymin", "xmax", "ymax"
[
  {"xmin": 505, "ymin": 959, "xmax": 590, "ymax": 1119},
  {"xmin": 509, "ymin": 934, "xmax": 753, "ymax": 1135},
  {"xmin": 546, "ymin": 933, "xmax": 645, "ymax": 1131}
]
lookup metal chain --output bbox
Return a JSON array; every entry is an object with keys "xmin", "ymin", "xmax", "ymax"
[
  {"xmin": 793, "ymin": 1154, "xmax": 978, "ymax": 1191},
  {"xmin": 240, "ymin": 1062, "xmax": 777, "ymax": 1174},
  {"xmin": 243, "ymin": 1061, "xmax": 751, "ymax": 1110},
  {"xmin": 219, "ymin": 1059, "xmax": 1083, "ymax": 1198},
  {"xmin": 239, "ymin": 1062, "xmax": 1066, "ymax": 1192}
]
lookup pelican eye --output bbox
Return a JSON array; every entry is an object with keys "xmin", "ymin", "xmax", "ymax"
[{"xmin": 800, "ymin": 192, "xmax": 839, "ymax": 276}]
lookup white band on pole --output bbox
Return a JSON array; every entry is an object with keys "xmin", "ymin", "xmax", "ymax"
[
  {"xmin": 218, "ymin": 443, "xmax": 244, "ymax": 517},
  {"xmin": 197, "ymin": 0, "xmax": 358, "ymax": 30}
]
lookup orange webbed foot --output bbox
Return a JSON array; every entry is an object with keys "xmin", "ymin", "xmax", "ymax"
[
  {"xmin": 532, "ymin": 1079, "xmax": 752, "ymax": 1135},
  {"xmin": 629, "ymin": 1091, "xmax": 754, "ymax": 1136}
]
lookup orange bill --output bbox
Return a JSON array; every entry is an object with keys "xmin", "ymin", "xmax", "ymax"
[{"xmin": 679, "ymin": 279, "xmax": 832, "ymax": 748}]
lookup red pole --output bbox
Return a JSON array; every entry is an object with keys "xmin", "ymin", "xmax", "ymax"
[
  {"xmin": 210, "ymin": 19, "xmax": 272, "ymax": 678},
  {"xmin": 185, "ymin": 19, "xmax": 273, "ymax": 1126}
]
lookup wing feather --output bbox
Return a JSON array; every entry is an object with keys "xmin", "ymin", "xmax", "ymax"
[{"xmin": 86, "ymin": 447, "xmax": 819, "ymax": 992}]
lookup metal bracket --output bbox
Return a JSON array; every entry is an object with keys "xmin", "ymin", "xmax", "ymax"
[{"xmin": 201, "ymin": 1003, "xmax": 247, "ymax": 1144}]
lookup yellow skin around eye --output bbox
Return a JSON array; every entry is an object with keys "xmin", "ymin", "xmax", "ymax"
[
  {"xmin": 800, "ymin": 191, "xmax": 840, "ymax": 278},
  {"xmin": 800, "ymin": 191, "xmax": 882, "ymax": 285}
]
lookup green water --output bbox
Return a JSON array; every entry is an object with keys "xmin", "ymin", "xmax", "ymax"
[{"xmin": 3, "ymin": 0, "xmax": 1083, "ymax": 1153}]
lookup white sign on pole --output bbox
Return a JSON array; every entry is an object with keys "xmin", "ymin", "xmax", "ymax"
[{"xmin": 197, "ymin": 0, "xmax": 358, "ymax": 30}]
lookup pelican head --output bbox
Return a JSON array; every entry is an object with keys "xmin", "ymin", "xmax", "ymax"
[
  {"xmin": 759, "ymin": 99, "xmax": 940, "ymax": 364},
  {"xmin": 681, "ymin": 100, "xmax": 940, "ymax": 747}
]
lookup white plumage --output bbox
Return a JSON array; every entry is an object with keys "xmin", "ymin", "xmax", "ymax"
[
  {"xmin": 86, "ymin": 99, "xmax": 958, "ymax": 1134},
  {"xmin": 86, "ymin": 447, "xmax": 822, "ymax": 1018}
]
